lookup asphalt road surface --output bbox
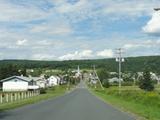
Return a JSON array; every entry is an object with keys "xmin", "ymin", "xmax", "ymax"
[{"xmin": 0, "ymin": 82, "xmax": 135, "ymax": 120}]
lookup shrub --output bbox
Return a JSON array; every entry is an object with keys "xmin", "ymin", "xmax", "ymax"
[
  {"xmin": 103, "ymin": 79, "xmax": 110, "ymax": 88},
  {"xmin": 50, "ymin": 86, "xmax": 55, "ymax": 91},
  {"xmin": 139, "ymin": 69, "xmax": 154, "ymax": 91},
  {"xmin": 40, "ymin": 88, "xmax": 47, "ymax": 94},
  {"xmin": 122, "ymin": 81, "xmax": 133, "ymax": 86}
]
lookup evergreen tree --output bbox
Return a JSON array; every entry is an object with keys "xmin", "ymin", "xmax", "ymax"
[
  {"xmin": 139, "ymin": 69, "xmax": 154, "ymax": 91},
  {"xmin": 0, "ymin": 64, "xmax": 23, "ymax": 80},
  {"xmin": 97, "ymin": 68, "xmax": 110, "ymax": 88}
]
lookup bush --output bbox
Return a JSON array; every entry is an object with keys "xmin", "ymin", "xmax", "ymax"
[
  {"xmin": 139, "ymin": 69, "xmax": 154, "ymax": 91},
  {"xmin": 110, "ymin": 81, "xmax": 118, "ymax": 86},
  {"xmin": 50, "ymin": 87, "xmax": 55, "ymax": 91},
  {"xmin": 103, "ymin": 79, "xmax": 110, "ymax": 88},
  {"xmin": 40, "ymin": 88, "xmax": 47, "ymax": 94},
  {"xmin": 122, "ymin": 81, "xmax": 133, "ymax": 86}
]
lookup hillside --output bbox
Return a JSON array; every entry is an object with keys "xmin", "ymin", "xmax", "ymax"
[{"xmin": 0, "ymin": 55, "xmax": 160, "ymax": 73}]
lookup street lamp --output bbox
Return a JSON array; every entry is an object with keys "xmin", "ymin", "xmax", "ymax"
[{"xmin": 154, "ymin": 8, "xmax": 160, "ymax": 11}]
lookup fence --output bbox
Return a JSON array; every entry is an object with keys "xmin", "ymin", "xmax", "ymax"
[{"xmin": 0, "ymin": 90, "xmax": 40, "ymax": 104}]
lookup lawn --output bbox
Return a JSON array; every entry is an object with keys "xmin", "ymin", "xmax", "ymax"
[
  {"xmin": 0, "ymin": 85, "xmax": 68, "ymax": 111},
  {"xmin": 91, "ymin": 86, "xmax": 160, "ymax": 120}
]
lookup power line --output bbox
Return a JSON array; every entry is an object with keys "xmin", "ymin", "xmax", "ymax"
[{"xmin": 93, "ymin": 65, "xmax": 104, "ymax": 90}]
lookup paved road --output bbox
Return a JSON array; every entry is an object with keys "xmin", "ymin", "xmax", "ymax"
[{"xmin": 0, "ymin": 82, "xmax": 135, "ymax": 120}]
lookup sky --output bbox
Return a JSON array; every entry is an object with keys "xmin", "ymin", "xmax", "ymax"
[{"xmin": 0, "ymin": 0, "xmax": 160, "ymax": 60}]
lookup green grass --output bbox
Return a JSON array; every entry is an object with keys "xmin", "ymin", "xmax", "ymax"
[
  {"xmin": 91, "ymin": 86, "xmax": 160, "ymax": 120},
  {"xmin": 0, "ymin": 85, "xmax": 67, "ymax": 111}
]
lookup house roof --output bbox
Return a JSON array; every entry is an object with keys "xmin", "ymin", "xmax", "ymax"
[
  {"xmin": 0, "ymin": 76, "xmax": 33, "ymax": 82},
  {"xmin": 48, "ymin": 76, "xmax": 57, "ymax": 79},
  {"xmin": 30, "ymin": 77, "xmax": 44, "ymax": 81}
]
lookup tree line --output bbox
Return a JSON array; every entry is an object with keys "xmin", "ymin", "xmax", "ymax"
[
  {"xmin": 0, "ymin": 55, "xmax": 160, "ymax": 81},
  {"xmin": 1, "ymin": 56, "xmax": 160, "ymax": 73}
]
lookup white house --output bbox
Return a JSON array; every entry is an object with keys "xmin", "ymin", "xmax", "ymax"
[
  {"xmin": 150, "ymin": 72, "xmax": 160, "ymax": 84},
  {"xmin": 30, "ymin": 76, "xmax": 47, "ymax": 88},
  {"xmin": 0, "ymin": 76, "xmax": 39, "ymax": 91},
  {"xmin": 47, "ymin": 76, "xmax": 60, "ymax": 87},
  {"xmin": 90, "ymin": 79, "xmax": 97, "ymax": 84},
  {"xmin": 110, "ymin": 72, "xmax": 117, "ymax": 75},
  {"xmin": 89, "ymin": 73, "xmax": 98, "ymax": 84},
  {"xmin": 136, "ymin": 72, "xmax": 160, "ymax": 84},
  {"xmin": 108, "ymin": 77, "xmax": 123, "ymax": 83}
]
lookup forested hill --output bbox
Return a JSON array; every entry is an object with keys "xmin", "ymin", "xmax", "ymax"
[{"xmin": 0, "ymin": 56, "xmax": 160, "ymax": 73}]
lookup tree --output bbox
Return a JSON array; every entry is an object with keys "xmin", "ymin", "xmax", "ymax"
[
  {"xmin": 18, "ymin": 67, "xmax": 27, "ymax": 76},
  {"xmin": 139, "ymin": 69, "xmax": 154, "ymax": 91},
  {"xmin": 0, "ymin": 64, "xmax": 20, "ymax": 80},
  {"xmin": 97, "ymin": 68, "xmax": 110, "ymax": 88}
]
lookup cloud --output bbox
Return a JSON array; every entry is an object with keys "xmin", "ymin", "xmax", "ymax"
[
  {"xmin": 31, "ymin": 53, "xmax": 56, "ymax": 60},
  {"xmin": 123, "ymin": 40, "xmax": 160, "ymax": 50},
  {"xmin": 59, "ymin": 49, "xmax": 93, "ymax": 60},
  {"xmin": 52, "ymin": 0, "xmax": 100, "ymax": 23},
  {"xmin": 0, "ymin": 0, "xmax": 160, "ymax": 60},
  {"xmin": 55, "ymin": 0, "xmax": 87, "ymax": 14},
  {"xmin": 30, "ymin": 21, "xmax": 72, "ymax": 35},
  {"xmin": 97, "ymin": 49, "xmax": 114, "ymax": 58},
  {"xmin": 59, "ymin": 49, "xmax": 114, "ymax": 60},
  {"xmin": 0, "ymin": 1, "xmax": 49, "ymax": 22},
  {"xmin": 0, "ymin": 0, "xmax": 159, "ymax": 23},
  {"xmin": 100, "ymin": 0, "xmax": 155, "ymax": 17},
  {"xmin": 143, "ymin": 11, "xmax": 160, "ymax": 36},
  {"xmin": 123, "ymin": 44, "xmax": 143, "ymax": 50},
  {"xmin": 16, "ymin": 39, "xmax": 28, "ymax": 46},
  {"xmin": 53, "ymin": 0, "xmax": 160, "ymax": 22}
]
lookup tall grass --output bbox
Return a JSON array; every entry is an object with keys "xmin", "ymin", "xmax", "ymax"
[{"xmin": 93, "ymin": 86, "xmax": 160, "ymax": 120}]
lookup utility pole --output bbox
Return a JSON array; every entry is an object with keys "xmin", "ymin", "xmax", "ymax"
[
  {"xmin": 93, "ymin": 65, "xmax": 104, "ymax": 90},
  {"xmin": 116, "ymin": 48, "xmax": 124, "ymax": 93},
  {"xmin": 154, "ymin": 8, "xmax": 160, "ymax": 85}
]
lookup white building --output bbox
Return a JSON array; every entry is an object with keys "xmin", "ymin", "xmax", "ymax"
[
  {"xmin": 31, "ymin": 76, "xmax": 47, "ymax": 88},
  {"xmin": 0, "ymin": 76, "xmax": 39, "ymax": 91},
  {"xmin": 75, "ymin": 66, "xmax": 81, "ymax": 77},
  {"xmin": 110, "ymin": 72, "xmax": 117, "ymax": 75},
  {"xmin": 108, "ymin": 77, "xmax": 123, "ymax": 83},
  {"xmin": 89, "ymin": 73, "xmax": 98, "ymax": 84},
  {"xmin": 47, "ymin": 76, "xmax": 60, "ymax": 87},
  {"xmin": 136, "ymin": 72, "xmax": 160, "ymax": 84}
]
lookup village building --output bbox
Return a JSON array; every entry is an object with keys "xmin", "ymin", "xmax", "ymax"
[
  {"xmin": 0, "ymin": 76, "xmax": 39, "ymax": 91},
  {"xmin": 108, "ymin": 77, "xmax": 123, "ymax": 83},
  {"xmin": 30, "ymin": 76, "xmax": 47, "ymax": 88},
  {"xmin": 47, "ymin": 76, "xmax": 60, "ymax": 87}
]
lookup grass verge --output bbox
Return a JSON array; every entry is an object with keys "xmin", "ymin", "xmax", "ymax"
[
  {"xmin": 91, "ymin": 87, "xmax": 160, "ymax": 120},
  {"xmin": 0, "ymin": 85, "xmax": 67, "ymax": 111}
]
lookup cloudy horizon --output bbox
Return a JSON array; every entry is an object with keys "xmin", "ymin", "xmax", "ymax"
[{"xmin": 0, "ymin": 0, "xmax": 160, "ymax": 60}]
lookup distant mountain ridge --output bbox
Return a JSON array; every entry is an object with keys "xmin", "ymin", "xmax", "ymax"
[{"xmin": 0, "ymin": 55, "xmax": 160, "ymax": 73}]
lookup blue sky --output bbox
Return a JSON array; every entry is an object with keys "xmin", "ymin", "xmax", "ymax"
[{"xmin": 0, "ymin": 0, "xmax": 160, "ymax": 60}]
